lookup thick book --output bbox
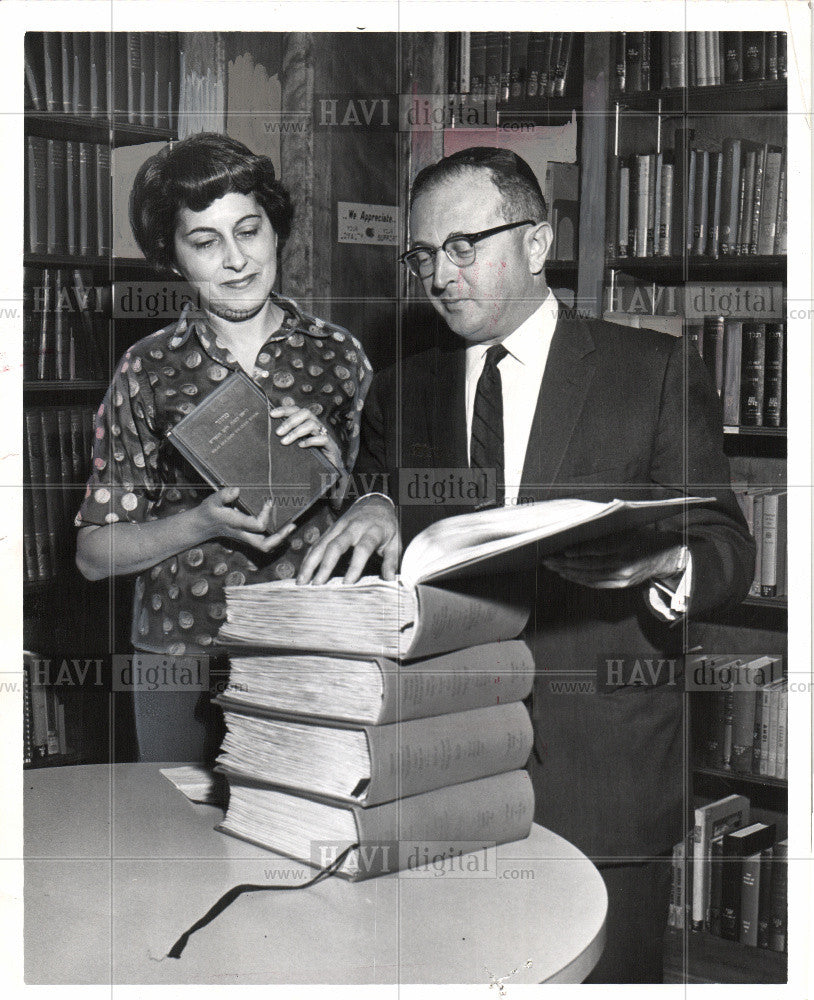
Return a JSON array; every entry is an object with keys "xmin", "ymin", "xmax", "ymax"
[
  {"xmin": 217, "ymin": 699, "xmax": 533, "ymax": 806},
  {"xmin": 763, "ymin": 321, "xmax": 785, "ymax": 428},
  {"xmin": 723, "ymin": 32, "xmax": 743, "ymax": 83},
  {"xmin": 756, "ymin": 846, "xmax": 774, "ymax": 947},
  {"xmin": 729, "ymin": 656, "xmax": 782, "ymax": 773},
  {"xmin": 720, "ymin": 822, "xmax": 776, "ymax": 941},
  {"xmin": 769, "ymin": 839, "xmax": 788, "ymax": 951},
  {"xmin": 216, "ymin": 768, "xmax": 535, "ymax": 881},
  {"xmin": 740, "ymin": 322, "xmax": 767, "ymax": 426},
  {"xmin": 739, "ymin": 849, "xmax": 764, "ymax": 946},
  {"xmin": 719, "ymin": 138, "xmax": 742, "ymax": 256},
  {"xmin": 166, "ymin": 370, "xmax": 340, "ymax": 528},
  {"xmin": 220, "ymin": 495, "xmax": 712, "ymax": 659},
  {"xmin": 743, "ymin": 31, "xmax": 766, "ymax": 81},
  {"xmin": 721, "ymin": 320, "xmax": 743, "ymax": 425},
  {"xmin": 509, "ymin": 32, "xmax": 529, "ymax": 98},
  {"xmin": 46, "ymin": 139, "xmax": 68, "ymax": 255},
  {"xmin": 25, "ymin": 136, "xmax": 48, "ymax": 255},
  {"xmin": 702, "ymin": 315, "xmax": 725, "ymax": 397},
  {"xmin": 691, "ymin": 793, "xmax": 750, "ymax": 931},
  {"xmin": 760, "ymin": 492, "xmax": 786, "ymax": 597},
  {"xmin": 222, "ymin": 640, "xmax": 534, "ymax": 724}
]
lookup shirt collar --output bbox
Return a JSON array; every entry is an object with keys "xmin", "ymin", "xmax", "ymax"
[
  {"xmin": 466, "ymin": 288, "xmax": 559, "ymax": 372},
  {"xmin": 170, "ymin": 291, "xmax": 324, "ymax": 368}
]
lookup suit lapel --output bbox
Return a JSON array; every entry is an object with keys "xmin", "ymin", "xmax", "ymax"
[
  {"xmin": 427, "ymin": 345, "xmax": 468, "ymax": 468},
  {"xmin": 519, "ymin": 316, "xmax": 597, "ymax": 494}
]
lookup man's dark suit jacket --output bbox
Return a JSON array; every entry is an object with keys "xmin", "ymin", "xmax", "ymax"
[{"xmin": 354, "ymin": 313, "xmax": 755, "ymax": 860}]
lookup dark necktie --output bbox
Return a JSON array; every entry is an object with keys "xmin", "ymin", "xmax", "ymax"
[{"xmin": 470, "ymin": 343, "xmax": 508, "ymax": 507}]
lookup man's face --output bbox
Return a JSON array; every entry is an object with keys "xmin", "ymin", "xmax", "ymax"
[{"xmin": 408, "ymin": 169, "xmax": 545, "ymax": 345}]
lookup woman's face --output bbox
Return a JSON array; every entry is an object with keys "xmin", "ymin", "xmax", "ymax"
[{"xmin": 173, "ymin": 191, "xmax": 278, "ymax": 322}]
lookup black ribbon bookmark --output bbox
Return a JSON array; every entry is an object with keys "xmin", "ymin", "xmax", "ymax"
[{"xmin": 166, "ymin": 842, "xmax": 358, "ymax": 959}]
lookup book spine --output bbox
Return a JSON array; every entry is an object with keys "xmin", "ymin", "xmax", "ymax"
[
  {"xmin": 671, "ymin": 127, "xmax": 694, "ymax": 256},
  {"xmin": 757, "ymin": 846, "xmax": 774, "ymax": 947},
  {"xmin": 775, "ymin": 681, "xmax": 787, "ymax": 779},
  {"xmin": 469, "ymin": 32, "xmax": 486, "ymax": 99},
  {"xmin": 350, "ymin": 770, "xmax": 535, "ymax": 879},
  {"xmin": 65, "ymin": 141, "xmax": 77, "ymax": 256},
  {"xmin": 749, "ymin": 144, "xmax": 767, "ymax": 255},
  {"xmin": 720, "ymin": 840, "xmax": 743, "ymax": 940},
  {"xmin": 525, "ymin": 33, "xmax": 544, "ymax": 98},
  {"xmin": 651, "ymin": 153, "xmax": 662, "ymax": 257},
  {"xmin": 778, "ymin": 32, "xmax": 787, "ymax": 78},
  {"xmin": 760, "ymin": 492, "xmax": 781, "ymax": 596},
  {"xmin": 46, "ymin": 139, "xmax": 68, "ymax": 255},
  {"xmin": 25, "ymin": 137, "xmax": 48, "ymax": 255},
  {"xmin": 707, "ymin": 151, "xmax": 723, "ymax": 258},
  {"xmin": 60, "ymin": 33, "xmax": 72, "ymax": 113},
  {"xmin": 738, "ymin": 148, "xmax": 756, "ymax": 255},
  {"xmin": 751, "ymin": 492, "xmax": 765, "ymax": 597},
  {"xmin": 723, "ymin": 32, "xmax": 743, "ymax": 83},
  {"xmin": 757, "ymin": 148, "xmax": 783, "ymax": 254},
  {"xmin": 614, "ymin": 32, "xmax": 626, "ymax": 94},
  {"xmin": 509, "ymin": 32, "xmax": 529, "ymax": 99},
  {"xmin": 625, "ymin": 32, "xmax": 643, "ymax": 92},
  {"xmin": 692, "ymin": 149, "xmax": 709, "ymax": 255},
  {"xmin": 721, "ymin": 320, "xmax": 742, "ymax": 425},
  {"xmin": 605, "ymin": 152, "xmax": 620, "ymax": 258},
  {"xmin": 658, "ymin": 160, "xmax": 673, "ymax": 255},
  {"xmin": 24, "ymin": 34, "xmax": 44, "ymax": 111},
  {"xmin": 640, "ymin": 31, "xmax": 651, "ymax": 92},
  {"xmin": 618, "ymin": 164, "xmax": 630, "ymax": 258},
  {"xmin": 42, "ymin": 33, "xmax": 62, "ymax": 113},
  {"xmin": 546, "ymin": 32, "xmax": 563, "ymax": 97},
  {"xmin": 127, "ymin": 32, "xmax": 142, "ymax": 123},
  {"xmin": 769, "ymin": 841, "xmax": 787, "ymax": 952},
  {"xmin": 77, "ymin": 142, "xmax": 94, "ymax": 257},
  {"xmin": 751, "ymin": 683, "xmax": 765, "ymax": 774},
  {"xmin": 739, "ymin": 322, "xmax": 767, "ymax": 426},
  {"xmin": 766, "ymin": 31, "xmax": 778, "ymax": 80},
  {"xmin": 744, "ymin": 31, "xmax": 766, "ymax": 81},
  {"xmin": 774, "ymin": 154, "xmax": 787, "ymax": 254},
  {"xmin": 95, "ymin": 145, "xmax": 111, "ymax": 257},
  {"xmin": 635, "ymin": 154, "xmax": 650, "ymax": 257},
  {"xmin": 553, "ymin": 32, "xmax": 572, "ymax": 97},
  {"xmin": 708, "ymin": 836, "xmax": 724, "ymax": 933},
  {"xmin": 378, "ymin": 640, "xmax": 534, "ymax": 723},
  {"xmin": 739, "ymin": 851, "xmax": 762, "ymax": 946},
  {"xmin": 730, "ymin": 690, "xmax": 758, "ymax": 773},
  {"xmin": 365, "ymin": 702, "xmax": 533, "ymax": 804},
  {"xmin": 759, "ymin": 683, "xmax": 773, "ymax": 775},
  {"xmin": 702, "ymin": 315, "xmax": 726, "ymax": 396},
  {"xmin": 719, "ymin": 138, "xmax": 742, "ymax": 256},
  {"xmin": 767, "ymin": 679, "xmax": 782, "ymax": 777}
]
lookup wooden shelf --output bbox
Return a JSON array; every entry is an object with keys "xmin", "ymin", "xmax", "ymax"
[
  {"xmin": 25, "ymin": 112, "xmax": 174, "ymax": 147},
  {"xmin": 663, "ymin": 926, "xmax": 786, "ymax": 984},
  {"xmin": 24, "ymin": 253, "xmax": 158, "ymax": 272},
  {"xmin": 24, "ymin": 380, "xmax": 108, "ymax": 393},
  {"xmin": 618, "ymin": 79, "xmax": 787, "ymax": 115},
  {"xmin": 693, "ymin": 766, "xmax": 787, "ymax": 789},
  {"xmin": 608, "ymin": 255, "xmax": 786, "ymax": 283},
  {"xmin": 723, "ymin": 426, "xmax": 786, "ymax": 438}
]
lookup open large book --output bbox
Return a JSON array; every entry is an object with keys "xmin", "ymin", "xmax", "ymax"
[{"xmin": 220, "ymin": 495, "xmax": 711, "ymax": 659}]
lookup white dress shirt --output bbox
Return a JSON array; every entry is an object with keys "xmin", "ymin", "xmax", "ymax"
[{"xmin": 463, "ymin": 290, "xmax": 691, "ymax": 618}]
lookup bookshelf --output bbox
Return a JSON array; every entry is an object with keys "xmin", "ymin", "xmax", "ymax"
[
  {"xmin": 23, "ymin": 31, "xmax": 181, "ymax": 767},
  {"xmin": 598, "ymin": 31, "xmax": 788, "ymax": 983}
]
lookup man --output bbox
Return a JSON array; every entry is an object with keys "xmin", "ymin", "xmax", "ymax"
[{"xmin": 299, "ymin": 147, "xmax": 755, "ymax": 982}]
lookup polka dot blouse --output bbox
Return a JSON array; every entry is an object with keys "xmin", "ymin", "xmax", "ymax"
[{"xmin": 75, "ymin": 292, "xmax": 373, "ymax": 657}]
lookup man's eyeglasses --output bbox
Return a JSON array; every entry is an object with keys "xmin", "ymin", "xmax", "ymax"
[{"xmin": 398, "ymin": 219, "xmax": 535, "ymax": 279}]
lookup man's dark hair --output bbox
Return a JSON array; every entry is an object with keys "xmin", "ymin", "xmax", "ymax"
[
  {"xmin": 130, "ymin": 132, "xmax": 294, "ymax": 269},
  {"xmin": 410, "ymin": 146, "xmax": 547, "ymax": 222}
]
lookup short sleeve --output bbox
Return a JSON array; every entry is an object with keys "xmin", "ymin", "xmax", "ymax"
[{"xmin": 75, "ymin": 351, "xmax": 161, "ymax": 528}]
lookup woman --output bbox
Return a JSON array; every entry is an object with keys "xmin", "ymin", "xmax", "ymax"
[{"xmin": 76, "ymin": 132, "xmax": 372, "ymax": 762}]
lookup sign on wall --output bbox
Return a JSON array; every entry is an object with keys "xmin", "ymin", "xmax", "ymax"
[{"xmin": 337, "ymin": 202, "xmax": 400, "ymax": 246}]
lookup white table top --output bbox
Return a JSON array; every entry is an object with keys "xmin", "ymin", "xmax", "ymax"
[{"xmin": 24, "ymin": 763, "xmax": 606, "ymax": 985}]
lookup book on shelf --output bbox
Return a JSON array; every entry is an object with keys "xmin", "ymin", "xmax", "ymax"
[
  {"xmin": 166, "ymin": 370, "xmax": 340, "ymax": 528},
  {"xmin": 216, "ymin": 768, "xmax": 535, "ymax": 881},
  {"xmin": 447, "ymin": 32, "xmax": 576, "ymax": 101},
  {"xmin": 219, "ymin": 495, "xmax": 713, "ymax": 660},
  {"xmin": 24, "ymin": 651, "xmax": 71, "ymax": 763},
  {"xmin": 691, "ymin": 792, "xmax": 751, "ymax": 932},
  {"xmin": 612, "ymin": 32, "xmax": 786, "ymax": 93},
  {"xmin": 720, "ymin": 821, "xmax": 776, "ymax": 941},
  {"xmin": 216, "ymin": 699, "xmax": 533, "ymax": 806},
  {"xmin": 769, "ymin": 839, "xmax": 788, "ymax": 952},
  {"xmin": 23, "ymin": 405, "xmax": 94, "ymax": 583},
  {"xmin": 26, "ymin": 31, "xmax": 178, "ymax": 125},
  {"xmin": 221, "ymin": 640, "xmax": 534, "ymax": 724}
]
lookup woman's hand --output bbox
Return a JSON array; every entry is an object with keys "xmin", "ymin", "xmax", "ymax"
[
  {"xmin": 196, "ymin": 486, "xmax": 297, "ymax": 552},
  {"xmin": 270, "ymin": 405, "xmax": 344, "ymax": 470}
]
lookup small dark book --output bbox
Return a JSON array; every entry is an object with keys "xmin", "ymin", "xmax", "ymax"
[
  {"xmin": 166, "ymin": 371, "xmax": 340, "ymax": 529},
  {"xmin": 720, "ymin": 821, "xmax": 776, "ymax": 941}
]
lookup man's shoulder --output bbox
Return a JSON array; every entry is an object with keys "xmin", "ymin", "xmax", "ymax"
[{"xmin": 558, "ymin": 313, "xmax": 681, "ymax": 378}]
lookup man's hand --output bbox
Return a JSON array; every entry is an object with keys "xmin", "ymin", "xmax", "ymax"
[
  {"xmin": 543, "ymin": 529, "xmax": 686, "ymax": 589},
  {"xmin": 297, "ymin": 494, "xmax": 401, "ymax": 585}
]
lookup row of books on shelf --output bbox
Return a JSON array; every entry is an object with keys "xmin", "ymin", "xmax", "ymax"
[
  {"xmin": 607, "ymin": 137, "xmax": 787, "ymax": 260},
  {"xmin": 24, "ymin": 268, "xmax": 110, "ymax": 382},
  {"xmin": 24, "ymin": 31, "xmax": 179, "ymax": 126},
  {"xmin": 447, "ymin": 32, "xmax": 576, "ymax": 101},
  {"xmin": 23, "ymin": 405, "xmax": 93, "ymax": 584},
  {"xmin": 734, "ymin": 489, "xmax": 787, "ymax": 601},
  {"xmin": 690, "ymin": 654, "xmax": 787, "ymax": 780},
  {"xmin": 669, "ymin": 793, "xmax": 787, "ymax": 952},
  {"xmin": 690, "ymin": 317, "xmax": 785, "ymax": 428},
  {"xmin": 26, "ymin": 137, "xmax": 111, "ymax": 257},
  {"xmin": 614, "ymin": 31, "xmax": 786, "ymax": 95},
  {"xmin": 23, "ymin": 652, "xmax": 72, "ymax": 765}
]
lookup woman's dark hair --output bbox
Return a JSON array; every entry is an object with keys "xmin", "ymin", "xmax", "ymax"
[
  {"xmin": 411, "ymin": 146, "xmax": 547, "ymax": 223},
  {"xmin": 130, "ymin": 132, "xmax": 294, "ymax": 269}
]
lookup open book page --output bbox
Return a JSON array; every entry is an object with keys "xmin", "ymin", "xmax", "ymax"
[{"xmin": 401, "ymin": 495, "xmax": 711, "ymax": 586}]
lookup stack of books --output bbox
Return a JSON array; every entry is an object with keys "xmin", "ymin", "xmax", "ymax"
[
  {"xmin": 448, "ymin": 32, "xmax": 576, "ymax": 101},
  {"xmin": 215, "ymin": 495, "xmax": 706, "ymax": 879}
]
